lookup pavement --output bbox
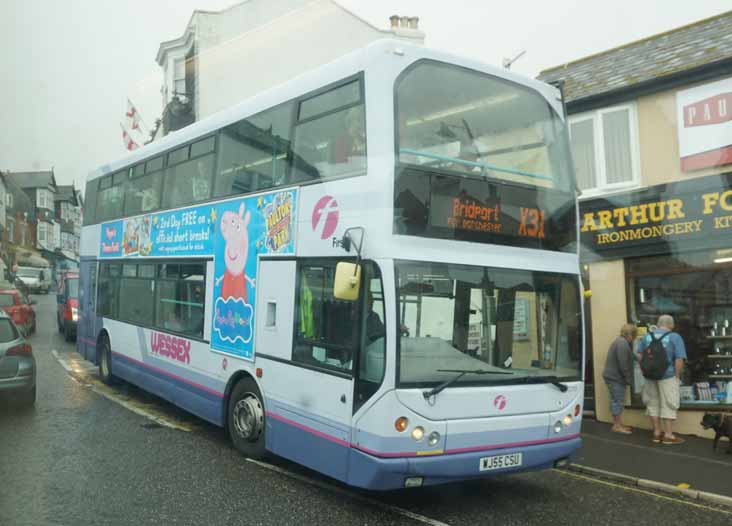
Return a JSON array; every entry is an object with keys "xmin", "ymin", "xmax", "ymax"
[{"xmin": 575, "ymin": 417, "xmax": 732, "ymax": 502}]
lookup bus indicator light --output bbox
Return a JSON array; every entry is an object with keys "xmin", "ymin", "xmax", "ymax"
[
  {"xmin": 395, "ymin": 417, "xmax": 409, "ymax": 432},
  {"xmin": 256, "ymin": 368, "xmax": 263, "ymax": 378}
]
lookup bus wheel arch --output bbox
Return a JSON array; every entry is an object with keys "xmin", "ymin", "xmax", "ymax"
[
  {"xmin": 97, "ymin": 330, "xmax": 115, "ymax": 385},
  {"xmin": 226, "ymin": 373, "xmax": 267, "ymax": 460}
]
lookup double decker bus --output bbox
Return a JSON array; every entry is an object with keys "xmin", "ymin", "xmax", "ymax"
[{"xmin": 77, "ymin": 40, "xmax": 583, "ymax": 490}]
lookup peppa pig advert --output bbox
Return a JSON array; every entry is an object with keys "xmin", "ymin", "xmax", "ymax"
[
  {"xmin": 210, "ymin": 190, "xmax": 296, "ymax": 359},
  {"xmin": 98, "ymin": 188, "xmax": 297, "ymax": 360}
]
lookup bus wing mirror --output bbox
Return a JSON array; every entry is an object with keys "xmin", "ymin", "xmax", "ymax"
[{"xmin": 333, "ymin": 262, "xmax": 361, "ymax": 301}]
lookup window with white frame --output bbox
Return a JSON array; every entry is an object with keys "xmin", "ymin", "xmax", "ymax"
[
  {"xmin": 6, "ymin": 193, "xmax": 13, "ymax": 208},
  {"xmin": 37, "ymin": 189, "xmax": 53, "ymax": 210},
  {"xmin": 7, "ymin": 217, "xmax": 14, "ymax": 243},
  {"xmin": 38, "ymin": 222, "xmax": 47, "ymax": 243},
  {"xmin": 569, "ymin": 104, "xmax": 639, "ymax": 193},
  {"xmin": 173, "ymin": 58, "xmax": 186, "ymax": 97}
]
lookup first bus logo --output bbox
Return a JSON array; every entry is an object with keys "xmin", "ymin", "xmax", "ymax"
[{"xmin": 312, "ymin": 195, "xmax": 339, "ymax": 240}]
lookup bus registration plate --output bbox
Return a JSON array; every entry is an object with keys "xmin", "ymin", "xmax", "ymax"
[{"xmin": 479, "ymin": 453, "xmax": 522, "ymax": 471}]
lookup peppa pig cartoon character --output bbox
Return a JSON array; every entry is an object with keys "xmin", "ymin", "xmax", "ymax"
[{"xmin": 216, "ymin": 203, "xmax": 254, "ymax": 302}]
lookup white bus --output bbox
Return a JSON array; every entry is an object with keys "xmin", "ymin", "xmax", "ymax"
[{"xmin": 78, "ymin": 40, "xmax": 584, "ymax": 490}]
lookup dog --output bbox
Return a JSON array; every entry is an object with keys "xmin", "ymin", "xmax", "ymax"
[{"xmin": 700, "ymin": 413, "xmax": 732, "ymax": 454}]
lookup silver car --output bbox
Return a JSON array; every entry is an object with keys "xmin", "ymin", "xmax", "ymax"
[{"xmin": 0, "ymin": 310, "xmax": 35, "ymax": 406}]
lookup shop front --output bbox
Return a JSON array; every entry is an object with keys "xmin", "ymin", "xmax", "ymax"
[{"xmin": 581, "ymin": 172, "xmax": 732, "ymax": 437}]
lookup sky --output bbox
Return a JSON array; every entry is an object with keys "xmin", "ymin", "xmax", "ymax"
[{"xmin": 1, "ymin": 0, "xmax": 730, "ymax": 194}]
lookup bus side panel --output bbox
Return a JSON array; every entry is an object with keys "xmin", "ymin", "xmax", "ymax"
[
  {"xmin": 104, "ymin": 321, "xmax": 227, "ymax": 427},
  {"xmin": 77, "ymin": 258, "xmax": 101, "ymax": 362}
]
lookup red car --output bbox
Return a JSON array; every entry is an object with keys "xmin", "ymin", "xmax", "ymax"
[
  {"xmin": 0, "ymin": 288, "xmax": 36, "ymax": 336},
  {"xmin": 57, "ymin": 273, "xmax": 79, "ymax": 342}
]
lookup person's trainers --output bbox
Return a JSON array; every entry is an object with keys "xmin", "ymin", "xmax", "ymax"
[
  {"xmin": 662, "ymin": 435, "xmax": 685, "ymax": 445},
  {"xmin": 652, "ymin": 432, "xmax": 664, "ymax": 443}
]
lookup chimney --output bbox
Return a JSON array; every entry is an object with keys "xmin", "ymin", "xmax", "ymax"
[
  {"xmin": 408, "ymin": 16, "xmax": 419, "ymax": 29},
  {"xmin": 389, "ymin": 15, "xmax": 399, "ymax": 29},
  {"xmin": 399, "ymin": 16, "xmax": 409, "ymax": 28}
]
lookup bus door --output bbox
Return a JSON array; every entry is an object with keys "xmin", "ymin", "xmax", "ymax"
[
  {"xmin": 78, "ymin": 259, "xmax": 99, "ymax": 361},
  {"xmin": 256, "ymin": 259, "xmax": 356, "ymax": 482}
]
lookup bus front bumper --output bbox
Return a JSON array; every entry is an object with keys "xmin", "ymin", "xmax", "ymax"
[{"xmin": 347, "ymin": 436, "xmax": 581, "ymax": 490}]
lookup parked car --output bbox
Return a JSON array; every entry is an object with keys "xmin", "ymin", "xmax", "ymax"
[
  {"xmin": 0, "ymin": 309, "xmax": 35, "ymax": 406},
  {"xmin": 57, "ymin": 273, "xmax": 79, "ymax": 342},
  {"xmin": 16, "ymin": 266, "xmax": 51, "ymax": 294},
  {"xmin": 0, "ymin": 286, "xmax": 36, "ymax": 336}
]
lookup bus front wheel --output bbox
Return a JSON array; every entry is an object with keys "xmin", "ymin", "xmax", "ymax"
[{"xmin": 228, "ymin": 378, "xmax": 266, "ymax": 460}]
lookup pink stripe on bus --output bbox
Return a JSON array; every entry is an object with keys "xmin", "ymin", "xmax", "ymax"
[
  {"xmin": 112, "ymin": 351, "xmax": 224, "ymax": 398},
  {"xmin": 267, "ymin": 409, "xmax": 580, "ymax": 459},
  {"xmin": 266, "ymin": 411, "xmax": 351, "ymax": 448}
]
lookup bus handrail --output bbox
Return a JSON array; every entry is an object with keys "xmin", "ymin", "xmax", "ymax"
[{"xmin": 398, "ymin": 148, "xmax": 553, "ymax": 182}]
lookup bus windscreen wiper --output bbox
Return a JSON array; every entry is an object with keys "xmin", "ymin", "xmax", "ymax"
[
  {"xmin": 423, "ymin": 368, "xmax": 513, "ymax": 400},
  {"xmin": 519, "ymin": 375, "xmax": 569, "ymax": 392}
]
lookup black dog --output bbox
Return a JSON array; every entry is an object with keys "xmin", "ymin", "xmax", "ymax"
[{"xmin": 700, "ymin": 413, "xmax": 732, "ymax": 454}]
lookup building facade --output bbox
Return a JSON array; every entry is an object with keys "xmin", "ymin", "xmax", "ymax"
[
  {"xmin": 55, "ymin": 184, "xmax": 83, "ymax": 263},
  {"xmin": 154, "ymin": 0, "xmax": 423, "ymax": 138},
  {"xmin": 1, "ymin": 172, "xmax": 40, "ymax": 269},
  {"xmin": 539, "ymin": 11, "xmax": 732, "ymax": 437}
]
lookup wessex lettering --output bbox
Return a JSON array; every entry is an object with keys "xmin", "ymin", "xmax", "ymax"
[{"xmin": 150, "ymin": 332, "xmax": 191, "ymax": 364}]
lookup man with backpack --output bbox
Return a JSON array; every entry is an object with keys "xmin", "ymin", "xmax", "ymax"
[{"xmin": 637, "ymin": 314, "xmax": 687, "ymax": 445}]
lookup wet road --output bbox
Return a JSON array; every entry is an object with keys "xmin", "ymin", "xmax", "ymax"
[{"xmin": 1, "ymin": 294, "xmax": 730, "ymax": 526}]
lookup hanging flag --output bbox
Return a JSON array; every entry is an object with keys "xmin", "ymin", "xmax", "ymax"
[
  {"xmin": 126, "ymin": 98, "xmax": 144, "ymax": 132},
  {"xmin": 120, "ymin": 123, "xmax": 139, "ymax": 151}
]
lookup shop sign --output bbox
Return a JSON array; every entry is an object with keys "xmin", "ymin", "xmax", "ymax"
[
  {"xmin": 580, "ymin": 172, "xmax": 732, "ymax": 260},
  {"xmin": 676, "ymin": 77, "xmax": 732, "ymax": 172}
]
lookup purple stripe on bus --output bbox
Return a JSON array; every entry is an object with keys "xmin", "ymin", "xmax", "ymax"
[
  {"xmin": 112, "ymin": 351, "xmax": 224, "ymax": 398},
  {"xmin": 266, "ymin": 411, "xmax": 350, "ymax": 448},
  {"xmin": 79, "ymin": 336, "xmax": 96, "ymax": 346}
]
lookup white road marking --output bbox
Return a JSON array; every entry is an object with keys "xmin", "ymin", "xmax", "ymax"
[
  {"xmin": 51, "ymin": 350, "xmax": 73, "ymax": 373},
  {"xmin": 51, "ymin": 349, "xmax": 191, "ymax": 432},
  {"xmin": 245, "ymin": 458, "xmax": 451, "ymax": 526}
]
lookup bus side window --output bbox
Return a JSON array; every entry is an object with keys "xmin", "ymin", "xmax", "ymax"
[
  {"xmin": 96, "ymin": 172, "xmax": 126, "ymax": 222},
  {"xmin": 293, "ymin": 79, "xmax": 366, "ymax": 181},
  {"xmin": 214, "ymin": 103, "xmax": 294, "ymax": 198},
  {"xmin": 163, "ymin": 142, "xmax": 215, "ymax": 209}
]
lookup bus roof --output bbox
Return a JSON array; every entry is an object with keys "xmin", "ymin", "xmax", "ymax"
[{"xmin": 87, "ymin": 39, "xmax": 562, "ymax": 184}]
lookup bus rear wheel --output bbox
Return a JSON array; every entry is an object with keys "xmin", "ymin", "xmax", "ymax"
[
  {"xmin": 228, "ymin": 378, "xmax": 266, "ymax": 460},
  {"xmin": 98, "ymin": 336, "xmax": 115, "ymax": 385}
]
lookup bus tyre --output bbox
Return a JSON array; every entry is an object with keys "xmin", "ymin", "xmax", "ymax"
[
  {"xmin": 98, "ymin": 337, "xmax": 115, "ymax": 385},
  {"xmin": 228, "ymin": 378, "xmax": 266, "ymax": 460}
]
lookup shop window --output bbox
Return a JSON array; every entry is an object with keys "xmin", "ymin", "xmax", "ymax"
[
  {"xmin": 569, "ymin": 104, "xmax": 639, "ymax": 194},
  {"xmin": 293, "ymin": 262, "xmax": 358, "ymax": 373},
  {"xmin": 627, "ymin": 250, "xmax": 732, "ymax": 408}
]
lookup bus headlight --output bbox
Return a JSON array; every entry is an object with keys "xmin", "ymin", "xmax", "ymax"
[
  {"xmin": 562, "ymin": 415, "xmax": 573, "ymax": 427},
  {"xmin": 553, "ymin": 421, "xmax": 562, "ymax": 433},
  {"xmin": 427, "ymin": 431, "xmax": 440, "ymax": 446},
  {"xmin": 411, "ymin": 426, "xmax": 425, "ymax": 441}
]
